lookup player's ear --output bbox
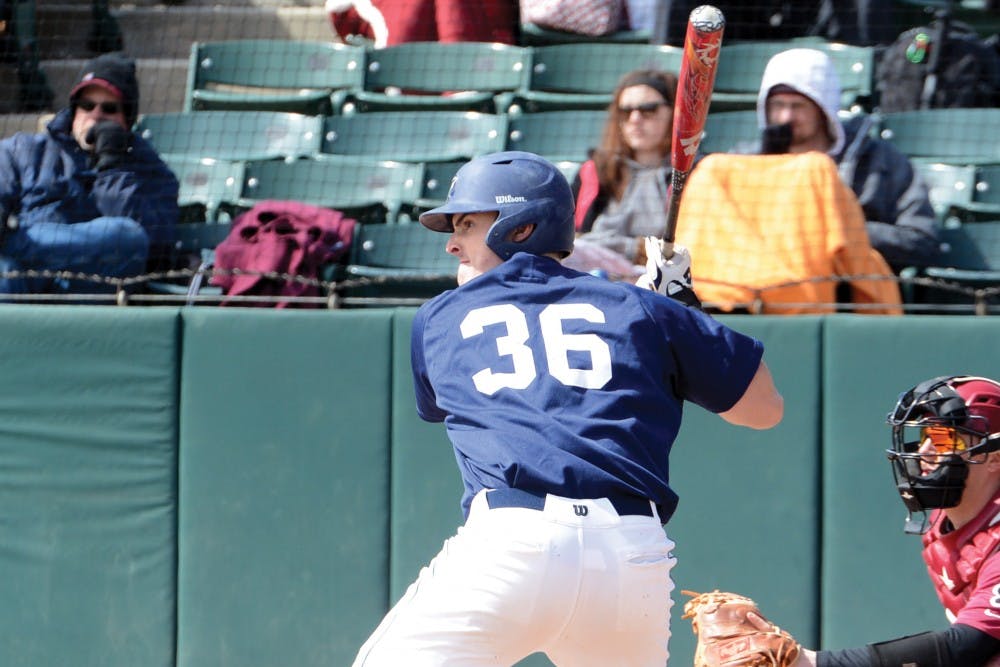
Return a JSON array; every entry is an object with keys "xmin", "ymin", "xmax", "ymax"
[{"xmin": 508, "ymin": 224, "xmax": 535, "ymax": 242}]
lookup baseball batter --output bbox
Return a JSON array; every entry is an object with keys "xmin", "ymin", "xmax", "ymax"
[{"xmin": 351, "ymin": 151, "xmax": 784, "ymax": 667}]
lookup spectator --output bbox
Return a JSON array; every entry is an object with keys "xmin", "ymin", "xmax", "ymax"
[
  {"xmin": 569, "ymin": 69, "xmax": 677, "ymax": 276},
  {"xmin": 325, "ymin": 0, "xmax": 518, "ymax": 47},
  {"xmin": 0, "ymin": 52, "xmax": 178, "ymax": 296},
  {"xmin": 672, "ymin": 151, "xmax": 902, "ymax": 314},
  {"xmin": 739, "ymin": 47, "xmax": 939, "ymax": 274}
]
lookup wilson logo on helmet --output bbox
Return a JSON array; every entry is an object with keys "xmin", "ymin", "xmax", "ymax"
[{"xmin": 495, "ymin": 195, "xmax": 527, "ymax": 204}]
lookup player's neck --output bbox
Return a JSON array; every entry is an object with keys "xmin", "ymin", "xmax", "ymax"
[{"xmin": 946, "ymin": 477, "xmax": 1000, "ymax": 530}]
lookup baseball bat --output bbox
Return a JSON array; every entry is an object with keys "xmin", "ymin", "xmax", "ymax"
[{"xmin": 662, "ymin": 4, "xmax": 725, "ymax": 252}]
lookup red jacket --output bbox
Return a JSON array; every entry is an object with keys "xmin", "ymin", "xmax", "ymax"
[{"xmin": 211, "ymin": 200, "xmax": 355, "ymax": 308}]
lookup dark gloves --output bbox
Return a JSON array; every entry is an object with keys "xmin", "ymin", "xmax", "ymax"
[
  {"xmin": 86, "ymin": 120, "xmax": 131, "ymax": 171},
  {"xmin": 761, "ymin": 123, "xmax": 793, "ymax": 155}
]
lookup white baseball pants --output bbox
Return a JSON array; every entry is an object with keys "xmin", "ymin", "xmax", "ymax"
[{"xmin": 352, "ymin": 489, "xmax": 676, "ymax": 667}]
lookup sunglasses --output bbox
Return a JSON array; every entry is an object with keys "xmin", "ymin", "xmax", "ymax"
[
  {"xmin": 77, "ymin": 99, "xmax": 122, "ymax": 115},
  {"xmin": 921, "ymin": 426, "xmax": 967, "ymax": 454},
  {"xmin": 618, "ymin": 101, "xmax": 668, "ymax": 118}
]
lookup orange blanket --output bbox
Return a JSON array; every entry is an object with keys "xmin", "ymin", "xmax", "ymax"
[{"xmin": 675, "ymin": 152, "xmax": 902, "ymax": 314}]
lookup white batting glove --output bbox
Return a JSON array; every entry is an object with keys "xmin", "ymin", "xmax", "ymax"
[{"xmin": 635, "ymin": 236, "xmax": 702, "ymax": 309}]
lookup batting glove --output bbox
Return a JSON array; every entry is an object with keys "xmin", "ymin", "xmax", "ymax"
[{"xmin": 635, "ymin": 236, "xmax": 702, "ymax": 309}]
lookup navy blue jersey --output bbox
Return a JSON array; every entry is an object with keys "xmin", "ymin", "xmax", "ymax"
[{"xmin": 411, "ymin": 253, "xmax": 764, "ymax": 522}]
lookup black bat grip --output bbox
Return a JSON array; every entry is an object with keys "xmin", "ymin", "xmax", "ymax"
[{"xmin": 662, "ymin": 168, "xmax": 689, "ymax": 249}]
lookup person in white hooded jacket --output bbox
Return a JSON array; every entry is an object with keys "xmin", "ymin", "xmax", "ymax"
[{"xmin": 735, "ymin": 48, "xmax": 940, "ymax": 275}]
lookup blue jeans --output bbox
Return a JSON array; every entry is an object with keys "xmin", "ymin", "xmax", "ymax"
[{"xmin": 0, "ymin": 217, "xmax": 150, "ymax": 294}]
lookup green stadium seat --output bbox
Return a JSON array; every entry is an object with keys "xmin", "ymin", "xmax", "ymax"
[
  {"xmin": 417, "ymin": 160, "xmax": 463, "ymax": 211},
  {"xmin": 511, "ymin": 43, "xmax": 683, "ymax": 113},
  {"xmin": 332, "ymin": 222, "xmax": 457, "ymax": 306},
  {"xmin": 184, "ymin": 40, "xmax": 365, "ymax": 115},
  {"xmin": 553, "ymin": 159, "xmax": 581, "ymax": 185},
  {"xmin": 136, "ymin": 111, "xmax": 323, "ymax": 162},
  {"xmin": 518, "ymin": 22, "xmax": 652, "ymax": 46},
  {"xmin": 146, "ymin": 224, "xmax": 230, "ymax": 301},
  {"xmin": 320, "ymin": 111, "xmax": 508, "ymax": 163},
  {"xmin": 505, "ymin": 110, "xmax": 606, "ymax": 163},
  {"xmin": 344, "ymin": 42, "xmax": 531, "ymax": 114},
  {"xmin": 905, "ymin": 220, "xmax": 1000, "ymax": 313},
  {"xmin": 711, "ymin": 39, "xmax": 876, "ymax": 113},
  {"xmin": 164, "ymin": 155, "xmax": 245, "ymax": 223},
  {"xmin": 236, "ymin": 157, "xmax": 424, "ymax": 225},
  {"xmin": 930, "ymin": 221, "xmax": 1000, "ymax": 273},
  {"xmin": 912, "ymin": 162, "xmax": 978, "ymax": 222},
  {"xmin": 154, "ymin": 158, "xmax": 425, "ymax": 300},
  {"xmin": 961, "ymin": 163, "xmax": 1000, "ymax": 220},
  {"xmin": 700, "ymin": 110, "xmax": 760, "ymax": 154},
  {"xmin": 877, "ymin": 109, "xmax": 1000, "ymax": 165}
]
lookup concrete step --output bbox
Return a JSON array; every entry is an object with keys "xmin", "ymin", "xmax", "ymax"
[
  {"xmin": 0, "ymin": 64, "xmax": 28, "ymax": 115},
  {"xmin": 36, "ymin": 5, "xmax": 94, "ymax": 60},
  {"xmin": 0, "ymin": 54, "xmax": 187, "ymax": 140},
  {"xmin": 37, "ymin": 4, "xmax": 333, "ymax": 60},
  {"xmin": 41, "ymin": 56, "xmax": 189, "ymax": 116},
  {"xmin": 0, "ymin": 112, "xmax": 51, "ymax": 138},
  {"xmin": 114, "ymin": 5, "xmax": 333, "ymax": 59},
  {"xmin": 0, "ymin": 54, "xmax": 189, "ymax": 139},
  {"xmin": 114, "ymin": 0, "xmax": 324, "ymax": 8},
  {"xmin": 1, "ymin": 2, "xmax": 333, "ymax": 138}
]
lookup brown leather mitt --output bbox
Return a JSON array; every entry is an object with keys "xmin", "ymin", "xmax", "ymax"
[{"xmin": 681, "ymin": 590, "xmax": 801, "ymax": 667}]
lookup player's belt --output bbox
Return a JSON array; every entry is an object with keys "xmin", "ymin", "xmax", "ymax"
[{"xmin": 485, "ymin": 487, "xmax": 655, "ymax": 519}]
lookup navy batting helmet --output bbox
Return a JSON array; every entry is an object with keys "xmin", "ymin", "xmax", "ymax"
[{"xmin": 419, "ymin": 151, "xmax": 575, "ymax": 260}]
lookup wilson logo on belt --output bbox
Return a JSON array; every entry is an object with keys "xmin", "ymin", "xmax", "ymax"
[{"xmin": 573, "ymin": 504, "xmax": 589, "ymax": 517}]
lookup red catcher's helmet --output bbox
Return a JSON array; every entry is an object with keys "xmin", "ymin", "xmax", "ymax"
[{"xmin": 952, "ymin": 377, "xmax": 1000, "ymax": 436}]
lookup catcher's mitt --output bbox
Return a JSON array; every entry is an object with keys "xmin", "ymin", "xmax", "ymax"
[{"xmin": 681, "ymin": 590, "xmax": 801, "ymax": 667}]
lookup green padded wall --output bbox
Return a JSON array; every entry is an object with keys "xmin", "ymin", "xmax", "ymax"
[
  {"xmin": 822, "ymin": 316, "xmax": 1000, "ymax": 649},
  {"xmin": 0, "ymin": 306, "xmax": 180, "ymax": 667},
  {"xmin": 8, "ymin": 307, "xmax": 997, "ymax": 666},
  {"xmin": 176, "ymin": 309, "xmax": 394, "ymax": 667},
  {"xmin": 389, "ymin": 308, "xmax": 464, "ymax": 602},
  {"xmin": 668, "ymin": 316, "xmax": 823, "ymax": 664}
]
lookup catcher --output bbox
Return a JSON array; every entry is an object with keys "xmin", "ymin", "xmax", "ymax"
[{"xmin": 684, "ymin": 376, "xmax": 1000, "ymax": 666}]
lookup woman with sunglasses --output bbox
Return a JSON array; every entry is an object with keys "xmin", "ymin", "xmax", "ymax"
[
  {"xmin": 0, "ymin": 52, "xmax": 178, "ymax": 296},
  {"xmin": 569, "ymin": 69, "xmax": 680, "ymax": 277}
]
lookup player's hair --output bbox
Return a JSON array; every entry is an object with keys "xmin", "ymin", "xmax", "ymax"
[{"xmin": 593, "ymin": 69, "xmax": 678, "ymax": 200}]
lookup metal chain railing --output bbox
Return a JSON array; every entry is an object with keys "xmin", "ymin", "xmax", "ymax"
[{"xmin": 0, "ymin": 268, "xmax": 997, "ymax": 313}]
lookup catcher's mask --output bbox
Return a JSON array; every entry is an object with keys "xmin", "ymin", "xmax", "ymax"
[{"xmin": 887, "ymin": 375, "xmax": 1000, "ymax": 531}]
